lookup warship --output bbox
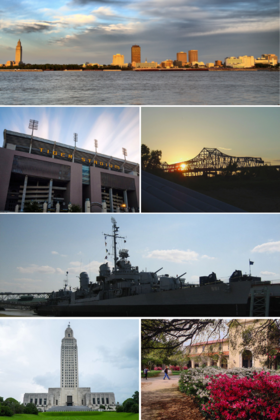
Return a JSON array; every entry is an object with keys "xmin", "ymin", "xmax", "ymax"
[{"xmin": 35, "ymin": 219, "xmax": 280, "ymax": 317}]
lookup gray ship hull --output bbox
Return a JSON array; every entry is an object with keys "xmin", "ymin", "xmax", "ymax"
[{"xmin": 36, "ymin": 281, "xmax": 259, "ymax": 317}]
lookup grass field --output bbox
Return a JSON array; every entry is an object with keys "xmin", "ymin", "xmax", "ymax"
[{"xmin": 0, "ymin": 414, "xmax": 138, "ymax": 420}]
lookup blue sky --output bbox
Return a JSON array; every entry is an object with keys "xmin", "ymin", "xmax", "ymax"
[
  {"xmin": 0, "ymin": 107, "xmax": 139, "ymax": 162},
  {"xmin": 0, "ymin": 0, "xmax": 278, "ymax": 64},
  {"xmin": 0, "ymin": 319, "xmax": 139, "ymax": 404},
  {"xmin": 142, "ymin": 107, "xmax": 280, "ymax": 164},
  {"xmin": 0, "ymin": 213, "xmax": 279, "ymax": 292}
]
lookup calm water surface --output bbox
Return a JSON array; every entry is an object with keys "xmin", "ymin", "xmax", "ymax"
[
  {"xmin": 0, "ymin": 71, "xmax": 279, "ymax": 105},
  {"xmin": 0, "ymin": 308, "xmax": 37, "ymax": 316}
]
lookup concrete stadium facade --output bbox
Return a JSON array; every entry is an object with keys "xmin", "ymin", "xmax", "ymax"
[{"xmin": 0, "ymin": 130, "xmax": 139, "ymax": 212}]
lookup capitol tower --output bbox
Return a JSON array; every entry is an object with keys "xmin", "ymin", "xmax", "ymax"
[
  {"xmin": 15, "ymin": 39, "xmax": 22, "ymax": 64},
  {"xmin": 61, "ymin": 323, "xmax": 79, "ymax": 389}
]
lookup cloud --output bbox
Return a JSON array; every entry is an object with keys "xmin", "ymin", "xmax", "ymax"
[
  {"xmin": 251, "ymin": 241, "xmax": 280, "ymax": 253},
  {"xmin": 17, "ymin": 264, "xmax": 56, "ymax": 274},
  {"xmin": 52, "ymin": 251, "xmax": 67, "ymax": 257},
  {"xmin": 218, "ymin": 147, "xmax": 232, "ymax": 151},
  {"xmin": 93, "ymin": 6, "xmax": 116, "ymax": 16},
  {"xmin": 201, "ymin": 255, "xmax": 216, "ymax": 260},
  {"xmin": 93, "ymin": 336, "xmax": 138, "ymax": 368},
  {"xmin": 145, "ymin": 249, "xmax": 199, "ymax": 263},
  {"xmin": 260, "ymin": 271, "xmax": 278, "ymax": 277}
]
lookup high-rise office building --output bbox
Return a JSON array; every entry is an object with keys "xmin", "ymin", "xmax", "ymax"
[
  {"xmin": 112, "ymin": 54, "xmax": 125, "ymax": 66},
  {"xmin": 188, "ymin": 50, "xmax": 198, "ymax": 63},
  {"xmin": 15, "ymin": 39, "xmax": 22, "ymax": 64},
  {"xmin": 176, "ymin": 52, "xmax": 187, "ymax": 64},
  {"xmin": 131, "ymin": 45, "xmax": 141, "ymax": 63}
]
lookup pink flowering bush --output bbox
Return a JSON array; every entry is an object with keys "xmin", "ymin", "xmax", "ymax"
[
  {"xmin": 183, "ymin": 366, "xmax": 188, "ymax": 370},
  {"xmin": 170, "ymin": 365, "xmax": 180, "ymax": 371},
  {"xmin": 202, "ymin": 371, "xmax": 280, "ymax": 420},
  {"xmin": 153, "ymin": 367, "xmax": 162, "ymax": 371}
]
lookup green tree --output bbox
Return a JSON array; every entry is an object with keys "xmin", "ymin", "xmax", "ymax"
[
  {"xmin": 24, "ymin": 403, "xmax": 38, "ymax": 415},
  {"xmin": 141, "ymin": 144, "xmax": 151, "ymax": 169},
  {"xmin": 0, "ymin": 406, "xmax": 13, "ymax": 417},
  {"xmin": 24, "ymin": 201, "xmax": 42, "ymax": 212}
]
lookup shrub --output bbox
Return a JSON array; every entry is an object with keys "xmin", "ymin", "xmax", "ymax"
[
  {"xmin": 153, "ymin": 367, "xmax": 162, "ymax": 371},
  {"xmin": 0, "ymin": 406, "xmax": 13, "ymax": 417},
  {"xmin": 202, "ymin": 371, "xmax": 280, "ymax": 420},
  {"xmin": 24, "ymin": 403, "xmax": 39, "ymax": 415}
]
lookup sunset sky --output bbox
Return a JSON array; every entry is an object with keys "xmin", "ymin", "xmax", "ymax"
[
  {"xmin": 142, "ymin": 107, "xmax": 280, "ymax": 164},
  {"xmin": 0, "ymin": 107, "xmax": 140, "ymax": 163},
  {"xmin": 0, "ymin": 0, "xmax": 278, "ymax": 64}
]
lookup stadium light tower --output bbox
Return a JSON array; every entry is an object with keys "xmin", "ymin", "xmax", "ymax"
[
  {"xmin": 122, "ymin": 147, "xmax": 127, "ymax": 161},
  {"xmin": 74, "ymin": 133, "xmax": 78, "ymax": 147},
  {"xmin": 94, "ymin": 139, "xmax": 98, "ymax": 153},
  {"xmin": 28, "ymin": 119, "xmax": 38, "ymax": 153}
]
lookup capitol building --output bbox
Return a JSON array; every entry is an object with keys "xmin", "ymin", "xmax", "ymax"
[{"xmin": 23, "ymin": 324, "xmax": 116, "ymax": 411}]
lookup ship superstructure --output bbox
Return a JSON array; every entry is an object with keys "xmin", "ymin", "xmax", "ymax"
[{"xmin": 34, "ymin": 219, "xmax": 280, "ymax": 317}]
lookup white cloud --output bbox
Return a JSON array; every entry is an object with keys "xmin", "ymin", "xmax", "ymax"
[
  {"xmin": 145, "ymin": 249, "xmax": 199, "ymax": 263},
  {"xmin": 93, "ymin": 7, "xmax": 115, "ymax": 17},
  {"xmin": 51, "ymin": 251, "xmax": 59, "ymax": 254},
  {"xmin": 260, "ymin": 271, "xmax": 278, "ymax": 277},
  {"xmin": 251, "ymin": 241, "xmax": 280, "ymax": 254},
  {"xmin": 17, "ymin": 265, "xmax": 56, "ymax": 274},
  {"xmin": 201, "ymin": 255, "xmax": 216, "ymax": 260}
]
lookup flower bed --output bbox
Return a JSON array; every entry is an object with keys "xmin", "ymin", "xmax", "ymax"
[{"xmin": 179, "ymin": 367, "xmax": 280, "ymax": 419}]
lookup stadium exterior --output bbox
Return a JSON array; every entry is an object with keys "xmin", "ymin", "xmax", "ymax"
[{"xmin": 0, "ymin": 130, "xmax": 139, "ymax": 212}]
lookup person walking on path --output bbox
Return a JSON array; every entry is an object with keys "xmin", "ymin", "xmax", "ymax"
[
  {"xmin": 144, "ymin": 367, "xmax": 149, "ymax": 380},
  {"xmin": 163, "ymin": 366, "xmax": 170, "ymax": 380}
]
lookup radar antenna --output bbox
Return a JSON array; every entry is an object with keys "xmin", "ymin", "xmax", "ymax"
[
  {"xmin": 63, "ymin": 271, "xmax": 69, "ymax": 290},
  {"xmin": 104, "ymin": 219, "xmax": 125, "ymax": 272}
]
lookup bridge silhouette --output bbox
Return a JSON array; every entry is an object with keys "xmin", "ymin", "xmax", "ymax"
[{"xmin": 164, "ymin": 148, "xmax": 265, "ymax": 175}]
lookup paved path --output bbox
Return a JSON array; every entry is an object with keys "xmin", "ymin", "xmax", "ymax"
[{"xmin": 141, "ymin": 375, "xmax": 205, "ymax": 420}]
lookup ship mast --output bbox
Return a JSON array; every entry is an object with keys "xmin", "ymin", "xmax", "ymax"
[{"xmin": 104, "ymin": 218, "xmax": 125, "ymax": 272}]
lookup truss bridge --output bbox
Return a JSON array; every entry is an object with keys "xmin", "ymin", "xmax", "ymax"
[{"xmin": 165, "ymin": 148, "xmax": 265, "ymax": 175}]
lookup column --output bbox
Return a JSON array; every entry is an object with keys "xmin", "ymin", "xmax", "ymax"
[
  {"xmin": 48, "ymin": 179, "xmax": 53, "ymax": 209},
  {"xmin": 109, "ymin": 188, "xmax": 114, "ymax": 213},
  {"xmin": 20, "ymin": 175, "xmax": 28, "ymax": 211},
  {"xmin": 123, "ymin": 190, "xmax": 128, "ymax": 212}
]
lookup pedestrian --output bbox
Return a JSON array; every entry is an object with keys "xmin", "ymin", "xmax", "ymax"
[
  {"xmin": 163, "ymin": 366, "xmax": 170, "ymax": 380},
  {"xmin": 144, "ymin": 367, "xmax": 148, "ymax": 380}
]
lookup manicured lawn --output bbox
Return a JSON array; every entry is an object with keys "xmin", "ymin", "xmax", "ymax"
[{"xmin": 1, "ymin": 414, "xmax": 138, "ymax": 420}]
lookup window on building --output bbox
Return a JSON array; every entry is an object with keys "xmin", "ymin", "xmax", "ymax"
[
  {"xmin": 30, "ymin": 399, "xmax": 33, "ymax": 404},
  {"xmin": 102, "ymin": 398, "xmax": 104, "ymax": 404},
  {"xmin": 35, "ymin": 399, "xmax": 37, "ymax": 405},
  {"xmin": 97, "ymin": 398, "xmax": 100, "ymax": 404},
  {"xmin": 39, "ymin": 399, "xmax": 42, "ymax": 405},
  {"xmin": 44, "ymin": 399, "xmax": 47, "ymax": 405},
  {"xmin": 202, "ymin": 346, "xmax": 205, "ymax": 351},
  {"xmin": 106, "ymin": 398, "xmax": 109, "ymax": 404},
  {"xmin": 93, "ymin": 398, "xmax": 96, "ymax": 404},
  {"xmin": 219, "ymin": 343, "xmax": 222, "ymax": 351},
  {"xmin": 56, "ymin": 400, "xmax": 58, "ymax": 406},
  {"xmin": 195, "ymin": 347, "xmax": 198, "ymax": 353}
]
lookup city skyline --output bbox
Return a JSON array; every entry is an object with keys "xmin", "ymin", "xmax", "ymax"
[
  {"xmin": 0, "ymin": 213, "xmax": 279, "ymax": 293},
  {"xmin": 0, "ymin": 0, "xmax": 278, "ymax": 64},
  {"xmin": 142, "ymin": 107, "xmax": 280, "ymax": 165},
  {"xmin": 0, "ymin": 107, "xmax": 140, "ymax": 163}
]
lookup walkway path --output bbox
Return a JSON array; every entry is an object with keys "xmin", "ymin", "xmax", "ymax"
[{"xmin": 141, "ymin": 375, "xmax": 205, "ymax": 420}]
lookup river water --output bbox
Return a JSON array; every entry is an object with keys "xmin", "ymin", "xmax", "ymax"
[
  {"xmin": 0, "ymin": 308, "xmax": 38, "ymax": 317},
  {"xmin": 0, "ymin": 71, "xmax": 278, "ymax": 105}
]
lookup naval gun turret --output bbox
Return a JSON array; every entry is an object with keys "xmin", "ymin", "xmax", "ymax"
[{"xmin": 159, "ymin": 272, "xmax": 187, "ymax": 290}]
